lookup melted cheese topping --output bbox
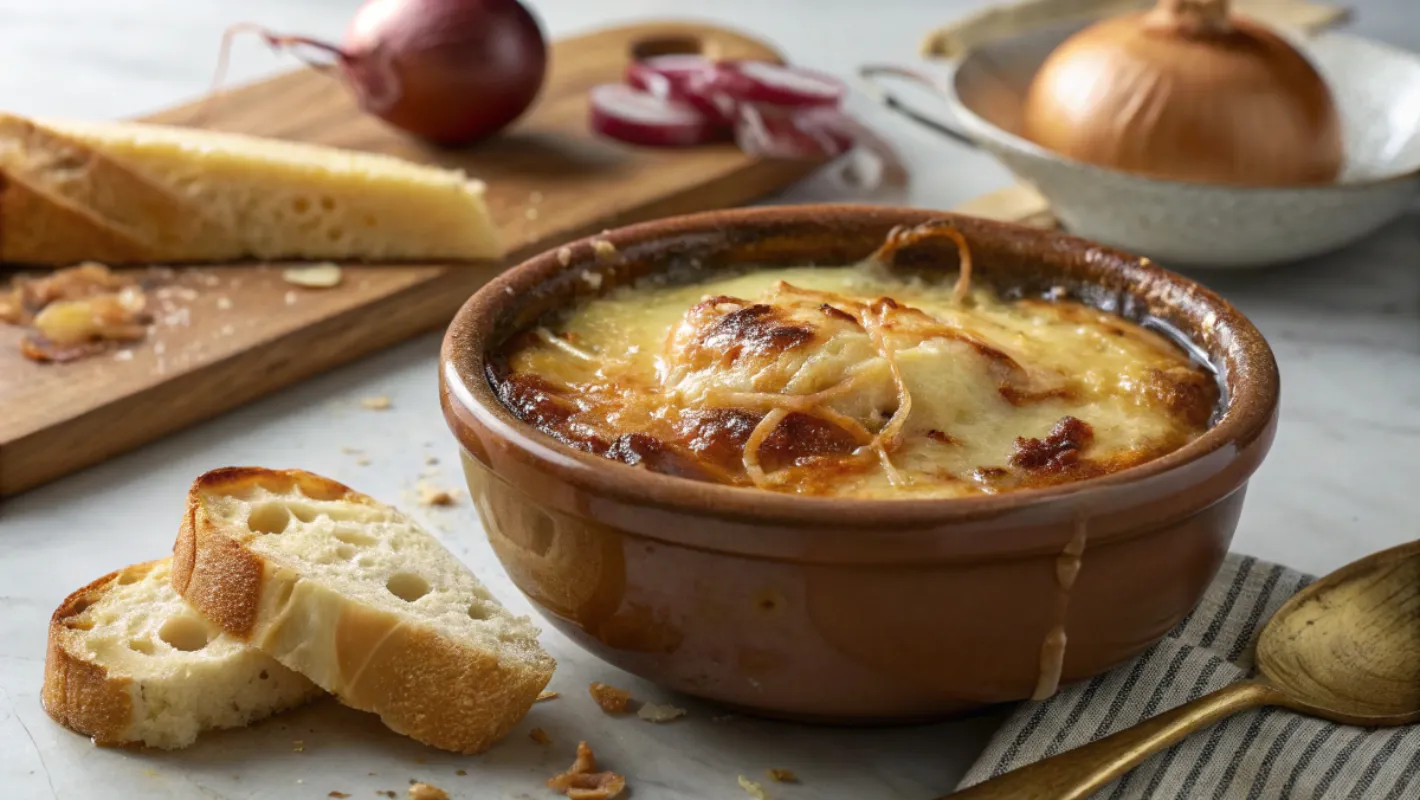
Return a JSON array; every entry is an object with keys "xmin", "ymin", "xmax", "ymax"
[{"xmin": 492, "ymin": 263, "xmax": 1217, "ymax": 499}]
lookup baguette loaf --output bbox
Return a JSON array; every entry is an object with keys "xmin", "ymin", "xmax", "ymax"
[
  {"xmin": 171, "ymin": 467, "xmax": 555, "ymax": 754},
  {"xmin": 0, "ymin": 113, "xmax": 501, "ymax": 265},
  {"xmin": 42, "ymin": 558, "xmax": 321, "ymax": 749}
]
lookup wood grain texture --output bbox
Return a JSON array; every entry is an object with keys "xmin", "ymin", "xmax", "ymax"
[{"xmin": 0, "ymin": 21, "xmax": 819, "ymax": 497}]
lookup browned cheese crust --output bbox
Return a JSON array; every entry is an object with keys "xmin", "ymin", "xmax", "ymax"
[{"xmin": 489, "ymin": 262, "xmax": 1219, "ymax": 499}]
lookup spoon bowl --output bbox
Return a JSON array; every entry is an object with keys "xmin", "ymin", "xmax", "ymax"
[
  {"xmin": 948, "ymin": 539, "xmax": 1420, "ymax": 799},
  {"xmin": 1257, "ymin": 539, "xmax": 1420, "ymax": 724}
]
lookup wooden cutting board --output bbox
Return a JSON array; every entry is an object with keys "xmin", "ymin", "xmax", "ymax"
[{"xmin": 0, "ymin": 22, "xmax": 821, "ymax": 497}]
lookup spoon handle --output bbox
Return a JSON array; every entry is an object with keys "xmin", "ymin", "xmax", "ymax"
[{"xmin": 943, "ymin": 679, "xmax": 1282, "ymax": 800}]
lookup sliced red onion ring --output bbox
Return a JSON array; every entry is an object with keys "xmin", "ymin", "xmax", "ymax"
[
  {"xmin": 626, "ymin": 55, "xmax": 737, "ymax": 126},
  {"xmin": 715, "ymin": 61, "xmax": 847, "ymax": 108},
  {"xmin": 626, "ymin": 54, "xmax": 716, "ymax": 97},
  {"xmin": 588, "ymin": 83, "xmax": 724, "ymax": 147},
  {"xmin": 734, "ymin": 103, "xmax": 853, "ymax": 160}
]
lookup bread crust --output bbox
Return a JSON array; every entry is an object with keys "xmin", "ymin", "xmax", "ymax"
[
  {"xmin": 0, "ymin": 114, "xmax": 238, "ymax": 265},
  {"xmin": 174, "ymin": 467, "xmax": 555, "ymax": 754},
  {"xmin": 42, "ymin": 564, "xmax": 147, "ymax": 745}
]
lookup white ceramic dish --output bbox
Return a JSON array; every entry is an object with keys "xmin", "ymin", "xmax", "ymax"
[{"xmin": 864, "ymin": 22, "xmax": 1420, "ymax": 267}]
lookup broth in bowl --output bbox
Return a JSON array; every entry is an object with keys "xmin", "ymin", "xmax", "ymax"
[{"xmin": 489, "ymin": 222, "xmax": 1218, "ymax": 499}]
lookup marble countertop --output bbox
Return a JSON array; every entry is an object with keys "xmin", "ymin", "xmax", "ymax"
[{"xmin": 1, "ymin": 1, "xmax": 1417, "ymax": 798}]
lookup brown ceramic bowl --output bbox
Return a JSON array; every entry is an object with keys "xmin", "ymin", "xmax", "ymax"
[{"xmin": 439, "ymin": 205, "xmax": 1279, "ymax": 722}]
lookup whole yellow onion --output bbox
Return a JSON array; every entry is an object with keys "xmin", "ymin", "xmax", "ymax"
[{"xmin": 1022, "ymin": 0, "xmax": 1343, "ymax": 186}]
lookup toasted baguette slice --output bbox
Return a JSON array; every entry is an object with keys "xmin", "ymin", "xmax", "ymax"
[
  {"xmin": 0, "ymin": 113, "xmax": 501, "ymax": 265},
  {"xmin": 42, "ymin": 558, "xmax": 321, "ymax": 749},
  {"xmin": 171, "ymin": 468, "xmax": 555, "ymax": 754}
]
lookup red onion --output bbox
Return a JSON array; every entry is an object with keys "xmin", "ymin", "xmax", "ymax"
[
  {"xmin": 223, "ymin": 0, "xmax": 547, "ymax": 145},
  {"xmin": 712, "ymin": 61, "xmax": 846, "ymax": 108},
  {"xmin": 597, "ymin": 55, "xmax": 901, "ymax": 181},
  {"xmin": 588, "ymin": 84, "xmax": 725, "ymax": 147}
]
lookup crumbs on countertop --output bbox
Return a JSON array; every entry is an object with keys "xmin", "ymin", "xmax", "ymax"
[
  {"xmin": 547, "ymin": 741, "xmax": 626, "ymax": 800},
  {"xmin": 292, "ymin": 740, "xmax": 304, "ymax": 752},
  {"xmin": 407, "ymin": 782, "xmax": 448, "ymax": 800},
  {"xmin": 589, "ymin": 682, "xmax": 632, "ymax": 715},
  {"xmin": 767, "ymin": 768, "xmax": 799, "ymax": 783},
  {"xmin": 416, "ymin": 480, "xmax": 459, "ymax": 506},
  {"xmin": 536, "ymin": 690, "xmax": 559, "ymax": 702},
  {"xmin": 636, "ymin": 702, "xmax": 687, "ymax": 723},
  {"xmin": 455, "ymin": 770, "xmax": 467, "ymax": 777},
  {"xmin": 327, "ymin": 793, "xmax": 350, "ymax": 799},
  {"xmin": 361, "ymin": 395, "xmax": 392, "ymax": 411},
  {"xmin": 738, "ymin": 776, "xmax": 769, "ymax": 799},
  {"xmin": 530, "ymin": 727, "xmax": 552, "ymax": 745},
  {"xmin": 282, "ymin": 263, "xmax": 343, "ymax": 289}
]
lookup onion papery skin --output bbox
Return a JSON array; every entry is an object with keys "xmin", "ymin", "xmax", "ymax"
[{"xmin": 1021, "ymin": 8, "xmax": 1343, "ymax": 186}]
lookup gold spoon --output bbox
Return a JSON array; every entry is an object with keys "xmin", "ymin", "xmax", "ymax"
[{"xmin": 947, "ymin": 539, "xmax": 1420, "ymax": 800}]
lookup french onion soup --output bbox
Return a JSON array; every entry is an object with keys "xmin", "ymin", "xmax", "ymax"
[{"xmin": 488, "ymin": 223, "xmax": 1219, "ymax": 499}]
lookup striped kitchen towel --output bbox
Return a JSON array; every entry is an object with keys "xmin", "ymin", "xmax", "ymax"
[{"xmin": 958, "ymin": 554, "xmax": 1420, "ymax": 799}]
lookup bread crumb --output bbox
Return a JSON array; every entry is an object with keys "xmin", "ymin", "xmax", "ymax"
[
  {"xmin": 530, "ymin": 727, "xmax": 552, "ymax": 745},
  {"xmin": 589, "ymin": 682, "xmax": 632, "ymax": 714},
  {"xmin": 591, "ymin": 240, "xmax": 617, "ymax": 261},
  {"xmin": 536, "ymin": 690, "xmax": 559, "ymax": 702},
  {"xmin": 547, "ymin": 741, "xmax": 626, "ymax": 800},
  {"xmin": 767, "ymin": 769, "xmax": 798, "ymax": 783},
  {"xmin": 407, "ymin": 783, "xmax": 447, "ymax": 800},
  {"xmin": 361, "ymin": 395, "xmax": 392, "ymax": 410},
  {"xmin": 557, "ymin": 247, "xmax": 573, "ymax": 266},
  {"xmin": 292, "ymin": 740, "xmax": 304, "ymax": 752},
  {"xmin": 378, "ymin": 792, "xmax": 397, "ymax": 799},
  {"xmin": 284, "ymin": 290, "xmax": 299, "ymax": 306},
  {"xmin": 455, "ymin": 770, "xmax": 467, "ymax": 777},
  {"xmin": 738, "ymin": 776, "xmax": 768, "ymax": 799},
  {"xmin": 425, "ymin": 455, "xmax": 439, "ymax": 466},
  {"xmin": 356, "ymin": 457, "xmax": 372, "ymax": 466},
  {"xmin": 636, "ymin": 702, "xmax": 687, "ymax": 723},
  {"xmin": 114, "ymin": 349, "xmax": 134, "ymax": 362},
  {"xmin": 416, "ymin": 480, "xmax": 459, "ymax": 506},
  {"xmin": 328, "ymin": 793, "xmax": 350, "ymax": 799},
  {"xmin": 283, "ymin": 263, "xmax": 343, "ymax": 289},
  {"xmin": 216, "ymin": 296, "xmax": 233, "ymax": 310},
  {"xmin": 341, "ymin": 446, "xmax": 363, "ymax": 454}
]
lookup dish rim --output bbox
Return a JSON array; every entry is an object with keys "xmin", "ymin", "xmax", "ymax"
[{"xmin": 441, "ymin": 204, "xmax": 1280, "ymax": 528}]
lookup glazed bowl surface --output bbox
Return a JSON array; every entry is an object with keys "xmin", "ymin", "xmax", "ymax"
[
  {"xmin": 440, "ymin": 205, "xmax": 1280, "ymax": 722},
  {"xmin": 867, "ymin": 23, "xmax": 1420, "ymax": 267}
]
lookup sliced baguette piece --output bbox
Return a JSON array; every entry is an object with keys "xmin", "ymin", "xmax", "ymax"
[
  {"xmin": 0, "ymin": 113, "xmax": 501, "ymax": 265},
  {"xmin": 42, "ymin": 558, "xmax": 321, "ymax": 749},
  {"xmin": 171, "ymin": 467, "xmax": 555, "ymax": 754}
]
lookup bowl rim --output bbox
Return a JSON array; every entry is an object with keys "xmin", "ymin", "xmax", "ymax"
[
  {"xmin": 942, "ymin": 27, "xmax": 1420, "ymax": 192},
  {"xmin": 441, "ymin": 204, "xmax": 1280, "ymax": 528}
]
